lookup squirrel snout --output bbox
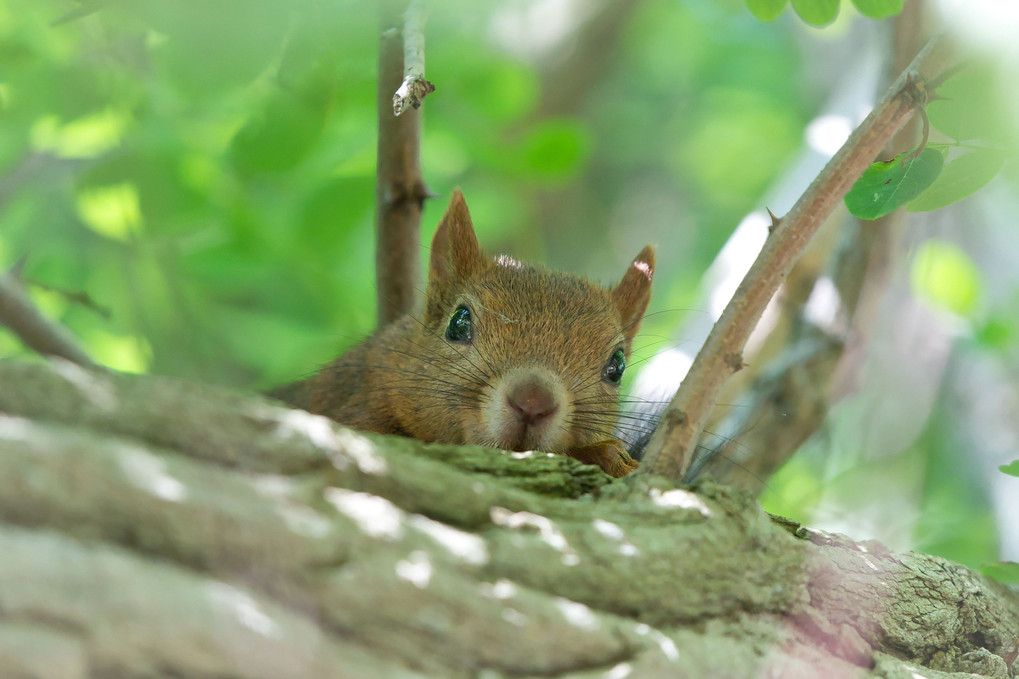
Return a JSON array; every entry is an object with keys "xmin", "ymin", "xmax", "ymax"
[
  {"xmin": 486, "ymin": 369, "xmax": 569, "ymax": 452},
  {"xmin": 506, "ymin": 381, "xmax": 559, "ymax": 425}
]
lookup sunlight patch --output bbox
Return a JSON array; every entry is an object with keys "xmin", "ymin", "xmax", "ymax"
[
  {"xmin": 478, "ymin": 578, "xmax": 518, "ymax": 600},
  {"xmin": 119, "ymin": 447, "xmax": 187, "ymax": 503},
  {"xmin": 324, "ymin": 488, "xmax": 404, "ymax": 540},
  {"xmin": 395, "ymin": 550, "xmax": 433, "ymax": 589},
  {"xmin": 409, "ymin": 515, "xmax": 489, "ymax": 565},
  {"xmin": 271, "ymin": 409, "xmax": 387, "ymax": 475},
  {"xmin": 604, "ymin": 663, "xmax": 632, "ymax": 679},
  {"xmin": 0, "ymin": 416, "xmax": 34, "ymax": 442},
  {"xmin": 554, "ymin": 597, "xmax": 599, "ymax": 631},
  {"xmin": 31, "ymin": 109, "xmax": 129, "ymax": 158},
  {"xmin": 592, "ymin": 518, "xmax": 639, "ymax": 557},
  {"xmin": 806, "ymin": 113, "xmax": 852, "ymax": 156},
  {"xmin": 648, "ymin": 488, "xmax": 711, "ymax": 516},
  {"xmin": 634, "ymin": 623, "xmax": 680, "ymax": 661},
  {"xmin": 208, "ymin": 583, "xmax": 281, "ymax": 638},
  {"xmin": 76, "ymin": 183, "xmax": 142, "ymax": 242},
  {"xmin": 490, "ymin": 507, "xmax": 579, "ymax": 565}
]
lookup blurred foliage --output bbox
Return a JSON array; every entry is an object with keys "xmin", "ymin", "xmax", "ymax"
[
  {"xmin": 748, "ymin": 0, "xmax": 905, "ymax": 25},
  {"xmin": 0, "ymin": 0, "xmax": 811, "ymax": 385},
  {"xmin": 1, "ymin": 0, "xmax": 1016, "ymax": 571},
  {"xmin": 909, "ymin": 239, "xmax": 981, "ymax": 318}
]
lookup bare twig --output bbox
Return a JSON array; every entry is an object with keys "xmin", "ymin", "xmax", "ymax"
[
  {"xmin": 639, "ymin": 32, "xmax": 955, "ymax": 481},
  {"xmin": 0, "ymin": 273, "xmax": 99, "ymax": 370},
  {"xmin": 375, "ymin": 0, "xmax": 433, "ymax": 327},
  {"xmin": 392, "ymin": 0, "xmax": 435, "ymax": 116},
  {"xmin": 23, "ymin": 278, "xmax": 113, "ymax": 320}
]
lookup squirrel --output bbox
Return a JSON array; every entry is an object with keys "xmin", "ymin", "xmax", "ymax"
[{"xmin": 272, "ymin": 189, "xmax": 655, "ymax": 478}]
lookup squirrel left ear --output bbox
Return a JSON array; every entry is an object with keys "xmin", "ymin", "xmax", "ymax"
[
  {"xmin": 428, "ymin": 189, "xmax": 485, "ymax": 290},
  {"xmin": 426, "ymin": 189, "xmax": 487, "ymax": 321},
  {"xmin": 613, "ymin": 245, "xmax": 655, "ymax": 339}
]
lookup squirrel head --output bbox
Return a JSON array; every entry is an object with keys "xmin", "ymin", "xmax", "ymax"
[{"xmin": 418, "ymin": 189, "xmax": 654, "ymax": 454}]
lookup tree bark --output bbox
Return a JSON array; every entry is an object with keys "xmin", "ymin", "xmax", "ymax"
[
  {"xmin": 0, "ymin": 358, "xmax": 1015, "ymax": 679},
  {"xmin": 375, "ymin": 1, "xmax": 431, "ymax": 327}
]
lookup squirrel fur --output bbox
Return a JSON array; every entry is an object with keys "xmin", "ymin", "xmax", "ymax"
[{"xmin": 273, "ymin": 189, "xmax": 655, "ymax": 478}]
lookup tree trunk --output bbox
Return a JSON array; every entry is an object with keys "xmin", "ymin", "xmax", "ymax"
[{"xmin": 0, "ymin": 359, "xmax": 1015, "ymax": 679}]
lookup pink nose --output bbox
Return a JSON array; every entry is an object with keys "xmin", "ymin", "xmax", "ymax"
[{"xmin": 506, "ymin": 381, "xmax": 558, "ymax": 426}]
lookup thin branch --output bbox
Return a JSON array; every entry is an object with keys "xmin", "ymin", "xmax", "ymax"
[
  {"xmin": 375, "ymin": 0, "xmax": 433, "ymax": 327},
  {"xmin": 639, "ymin": 32, "xmax": 955, "ymax": 481},
  {"xmin": 392, "ymin": 0, "xmax": 435, "ymax": 116},
  {"xmin": 23, "ymin": 278, "xmax": 113, "ymax": 320},
  {"xmin": 692, "ymin": 0, "xmax": 932, "ymax": 490},
  {"xmin": 0, "ymin": 273, "xmax": 99, "ymax": 370}
]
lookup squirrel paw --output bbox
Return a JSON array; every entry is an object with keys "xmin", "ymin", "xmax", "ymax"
[{"xmin": 566, "ymin": 440, "xmax": 639, "ymax": 478}]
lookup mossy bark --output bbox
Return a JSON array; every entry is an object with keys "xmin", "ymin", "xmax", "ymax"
[{"xmin": 0, "ymin": 358, "xmax": 1015, "ymax": 678}]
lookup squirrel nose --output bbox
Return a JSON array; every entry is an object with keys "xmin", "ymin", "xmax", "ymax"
[{"xmin": 506, "ymin": 381, "xmax": 559, "ymax": 426}]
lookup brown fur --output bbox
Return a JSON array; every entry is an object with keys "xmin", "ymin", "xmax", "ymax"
[{"xmin": 276, "ymin": 190, "xmax": 654, "ymax": 478}]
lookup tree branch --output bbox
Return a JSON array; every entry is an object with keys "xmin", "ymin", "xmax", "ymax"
[
  {"xmin": 375, "ymin": 1, "xmax": 433, "ymax": 327},
  {"xmin": 640, "ymin": 32, "xmax": 955, "ymax": 481},
  {"xmin": 392, "ymin": 0, "xmax": 435, "ymax": 116},
  {"xmin": 0, "ymin": 273, "xmax": 98, "ymax": 370},
  {"xmin": 694, "ymin": 0, "xmax": 932, "ymax": 489},
  {"xmin": 0, "ymin": 358, "xmax": 1015, "ymax": 678}
]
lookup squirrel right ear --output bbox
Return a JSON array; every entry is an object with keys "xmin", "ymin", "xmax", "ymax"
[
  {"xmin": 429, "ymin": 189, "xmax": 485, "ymax": 291},
  {"xmin": 613, "ymin": 245, "xmax": 655, "ymax": 339}
]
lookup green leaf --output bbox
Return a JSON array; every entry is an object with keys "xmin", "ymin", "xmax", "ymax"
[
  {"xmin": 746, "ymin": 0, "xmax": 788, "ymax": 21},
  {"xmin": 850, "ymin": 0, "xmax": 906, "ymax": 18},
  {"xmin": 1000, "ymin": 460, "xmax": 1019, "ymax": 477},
  {"xmin": 845, "ymin": 148, "xmax": 944, "ymax": 219},
  {"xmin": 906, "ymin": 149, "xmax": 1006, "ymax": 212},
  {"xmin": 927, "ymin": 66, "xmax": 1008, "ymax": 143},
  {"xmin": 791, "ymin": 0, "xmax": 839, "ymax": 25},
  {"xmin": 975, "ymin": 317, "xmax": 1014, "ymax": 351},
  {"xmin": 980, "ymin": 562, "xmax": 1019, "ymax": 586},
  {"xmin": 909, "ymin": 240, "xmax": 982, "ymax": 317}
]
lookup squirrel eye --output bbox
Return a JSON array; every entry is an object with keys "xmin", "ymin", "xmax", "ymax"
[
  {"xmin": 445, "ymin": 305, "xmax": 473, "ymax": 344},
  {"xmin": 602, "ymin": 348, "xmax": 625, "ymax": 384}
]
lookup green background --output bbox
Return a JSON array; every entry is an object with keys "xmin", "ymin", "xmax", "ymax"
[{"xmin": 1, "ymin": 0, "xmax": 1016, "ymax": 572}]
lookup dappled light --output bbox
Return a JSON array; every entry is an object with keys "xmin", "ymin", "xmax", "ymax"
[
  {"xmin": 491, "ymin": 506, "xmax": 580, "ymax": 566},
  {"xmin": 408, "ymin": 514, "xmax": 489, "ymax": 565},
  {"xmin": 324, "ymin": 487, "xmax": 405, "ymax": 541},
  {"xmin": 119, "ymin": 446, "xmax": 188, "ymax": 503},
  {"xmin": 647, "ymin": 488, "xmax": 712, "ymax": 516},
  {"xmin": 207, "ymin": 583, "xmax": 282, "ymax": 639},
  {"xmin": 266, "ymin": 405, "xmax": 389, "ymax": 475}
]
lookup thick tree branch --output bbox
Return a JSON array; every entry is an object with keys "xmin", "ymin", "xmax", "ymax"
[
  {"xmin": 640, "ymin": 32, "xmax": 955, "ymax": 481},
  {"xmin": 375, "ymin": 1, "xmax": 432, "ymax": 327},
  {"xmin": 0, "ymin": 358, "xmax": 1015, "ymax": 678},
  {"xmin": 0, "ymin": 274, "xmax": 98, "ymax": 370}
]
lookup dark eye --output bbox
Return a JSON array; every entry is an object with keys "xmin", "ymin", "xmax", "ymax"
[
  {"xmin": 602, "ymin": 349, "xmax": 625, "ymax": 384},
  {"xmin": 445, "ymin": 305, "xmax": 473, "ymax": 344}
]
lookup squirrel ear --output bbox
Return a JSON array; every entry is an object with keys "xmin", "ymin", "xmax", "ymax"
[
  {"xmin": 429, "ymin": 189, "xmax": 485, "ymax": 290},
  {"xmin": 613, "ymin": 245, "xmax": 655, "ymax": 339}
]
